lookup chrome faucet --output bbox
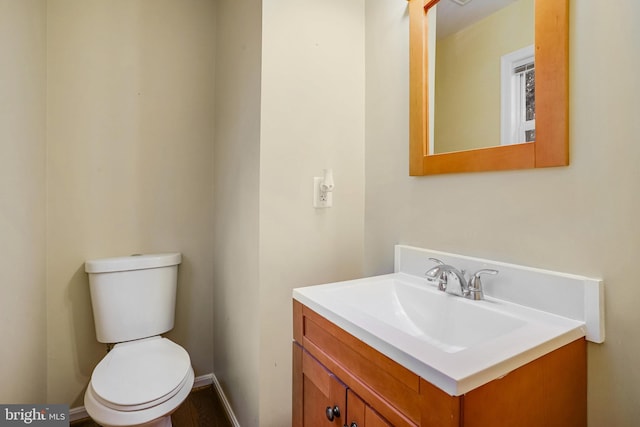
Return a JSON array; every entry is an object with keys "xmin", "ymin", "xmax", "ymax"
[
  {"xmin": 425, "ymin": 258, "xmax": 498, "ymax": 300},
  {"xmin": 425, "ymin": 258, "xmax": 469, "ymax": 296}
]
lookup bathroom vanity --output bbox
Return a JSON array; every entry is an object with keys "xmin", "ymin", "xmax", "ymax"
[
  {"xmin": 292, "ymin": 245, "xmax": 604, "ymax": 427},
  {"xmin": 293, "ymin": 301, "xmax": 585, "ymax": 427}
]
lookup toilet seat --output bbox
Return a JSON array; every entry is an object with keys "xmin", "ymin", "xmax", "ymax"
[
  {"xmin": 90, "ymin": 336, "xmax": 191, "ymax": 410},
  {"xmin": 84, "ymin": 366, "xmax": 194, "ymax": 427}
]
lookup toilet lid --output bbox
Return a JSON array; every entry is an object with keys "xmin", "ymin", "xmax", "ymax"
[{"xmin": 91, "ymin": 337, "xmax": 191, "ymax": 407}]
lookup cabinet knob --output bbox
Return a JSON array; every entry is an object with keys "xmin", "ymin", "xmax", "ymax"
[{"xmin": 325, "ymin": 405, "xmax": 341, "ymax": 422}]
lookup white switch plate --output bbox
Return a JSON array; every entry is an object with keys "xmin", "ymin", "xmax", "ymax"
[{"xmin": 313, "ymin": 177, "xmax": 332, "ymax": 208}]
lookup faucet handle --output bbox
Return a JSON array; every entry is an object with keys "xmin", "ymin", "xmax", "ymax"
[
  {"xmin": 425, "ymin": 258, "xmax": 444, "ymax": 278},
  {"xmin": 467, "ymin": 269, "xmax": 498, "ymax": 300},
  {"xmin": 425, "ymin": 258, "xmax": 446, "ymax": 290}
]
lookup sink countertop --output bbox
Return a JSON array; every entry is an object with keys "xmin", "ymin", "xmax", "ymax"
[{"xmin": 293, "ymin": 245, "xmax": 603, "ymax": 396}]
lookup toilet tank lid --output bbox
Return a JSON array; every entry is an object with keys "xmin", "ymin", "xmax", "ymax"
[{"xmin": 85, "ymin": 253, "xmax": 182, "ymax": 273}]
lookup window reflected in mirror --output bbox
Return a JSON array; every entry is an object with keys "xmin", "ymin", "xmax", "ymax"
[
  {"xmin": 429, "ymin": 0, "xmax": 535, "ymax": 154},
  {"xmin": 501, "ymin": 44, "xmax": 535, "ymax": 146}
]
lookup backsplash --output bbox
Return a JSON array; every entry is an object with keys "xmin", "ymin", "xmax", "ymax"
[{"xmin": 394, "ymin": 245, "xmax": 605, "ymax": 343}]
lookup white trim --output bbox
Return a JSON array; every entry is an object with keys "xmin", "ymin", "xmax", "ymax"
[
  {"xmin": 500, "ymin": 45, "xmax": 535, "ymax": 146},
  {"xmin": 211, "ymin": 374, "xmax": 241, "ymax": 427},
  {"xmin": 69, "ymin": 373, "xmax": 241, "ymax": 425},
  {"xmin": 69, "ymin": 407, "xmax": 89, "ymax": 423},
  {"xmin": 193, "ymin": 372, "xmax": 214, "ymax": 389}
]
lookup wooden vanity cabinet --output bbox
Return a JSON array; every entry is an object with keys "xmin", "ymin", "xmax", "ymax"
[
  {"xmin": 293, "ymin": 300, "xmax": 586, "ymax": 427},
  {"xmin": 293, "ymin": 342, "xmax": 392, "ymax": 427},
  {"xmin": 293, "ymin": 343, "xmax": 347, "ymax": 426},
  {"xmin": 347, "ymin": 389, "xmax": 393, "ymax": 427}
]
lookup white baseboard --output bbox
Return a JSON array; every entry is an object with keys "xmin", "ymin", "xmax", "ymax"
[
  {"xmin": 69, "ymin": 407, "xmax": 90, "ymax": 423},
  {"xmin": 69, "ymin": 373, "xmax": 239, "ymax": 426},
  {"xmin": 192, "ymin": 372, "xmax": 214, "ymax": 389},
  {"xmin": 210, "ymin": 374, "xmax": 241, "ymax": 427}
]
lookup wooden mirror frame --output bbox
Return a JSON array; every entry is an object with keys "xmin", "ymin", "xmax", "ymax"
[{"xmin": 408, "ymin": 0, "xmax": 569, "ymax": 175}]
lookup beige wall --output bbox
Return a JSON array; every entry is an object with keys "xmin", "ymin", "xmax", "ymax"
[
  {"xmin": 46, "ymin": 0, "xmax": 215, "ymax": 405},
  {"xmin": 365, "ymin": 0, "xmax": 640, "ymax": 425},
  {"xmin": 259, "ymin": 0, "xmax": 365, "ymax": 425},
  {"xmin": 0, "ymin": 0, "xmax": 47, "ymax": 403},
  {"xmin": 213, "ymin": 0, "xmax": 366, "ymax": 425},
  {"xmin": 212, "ymin": 0, "xmax": 262, "ymax": 426},
  {"xmin": 434, "ymin": 0, "xmax": 534, "ymax": 153}
]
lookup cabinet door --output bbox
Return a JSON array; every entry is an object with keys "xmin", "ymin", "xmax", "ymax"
[
  {"xmin": 293, "ymin": 343, "xmax": 347, "ymax": 427},
  {"xmin": 346, "ymin": 389, "xmax": 392, "ymax": 427}
]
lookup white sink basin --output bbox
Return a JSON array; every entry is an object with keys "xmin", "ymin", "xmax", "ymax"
[
  {"xmin": 336, "ymin": 278, "xmax": 526, "ymax": 353},
  {"xmin": 293, "ymin": 272, "xmax": 586, "ymax": 395}
]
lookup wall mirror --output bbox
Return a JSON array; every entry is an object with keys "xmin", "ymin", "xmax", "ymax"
[{"xmin": 408, "ymin": 0, "xmax": 569, "ymax": 175}]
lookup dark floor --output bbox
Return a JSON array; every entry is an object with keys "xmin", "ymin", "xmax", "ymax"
[{"xmin": 71, "ymin": 386, "xmax": 233, "ymax": 427}]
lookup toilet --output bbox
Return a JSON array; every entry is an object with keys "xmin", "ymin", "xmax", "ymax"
[{"xmin": 84, "ymin": 253, "xmax": 194, "ymax": 427}]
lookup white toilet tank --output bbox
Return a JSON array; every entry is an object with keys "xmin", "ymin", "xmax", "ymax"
[{"xmin": 85, "ymin": 253, "xmax": 182, "ymax": 343}]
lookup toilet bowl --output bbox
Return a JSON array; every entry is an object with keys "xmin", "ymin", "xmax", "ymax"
[
  {"xmin": 84, "ymin": 253, "xmax": 193, "ymax": 427},
  {"xmin": 84, "ymin": 337, "xmax": 194, "ymax": 427}
]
